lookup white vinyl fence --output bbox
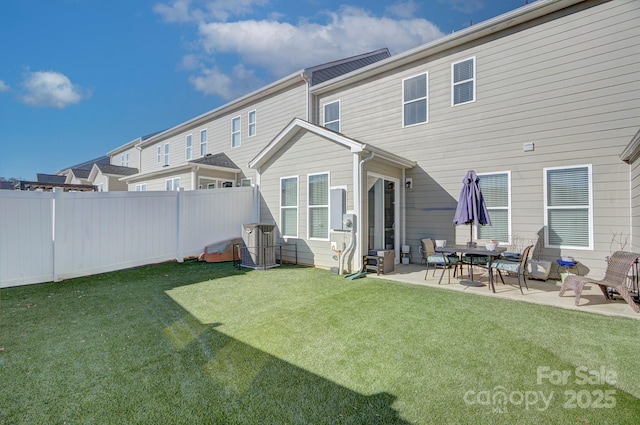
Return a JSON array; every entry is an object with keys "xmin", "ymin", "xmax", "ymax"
[{"xmin": 0, "ymin": 187, "xmax": 257, "ymax": 288}]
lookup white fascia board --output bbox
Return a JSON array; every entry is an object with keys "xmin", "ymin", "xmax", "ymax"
[{"xmin": 311, "ymin": 0, "xmax": 585, "ymax": 95}]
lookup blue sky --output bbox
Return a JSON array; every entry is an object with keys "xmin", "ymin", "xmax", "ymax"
[{"xmin": 0, "ymin": 0, "xmax": 529, "ymax": 180}]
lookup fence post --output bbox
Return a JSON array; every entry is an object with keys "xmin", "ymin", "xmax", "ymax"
[
  {"xmin": 52, "ymin": 188, "xmax": 63, "ymax": 282},
  {"xmin": 176, "ymin": 188, "xmax": 185, "ymax": 263}
]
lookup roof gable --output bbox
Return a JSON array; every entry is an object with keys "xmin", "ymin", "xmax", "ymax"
[{"xmin": 249, "ymin": 119, "xmax": 415, "ymax": 170}]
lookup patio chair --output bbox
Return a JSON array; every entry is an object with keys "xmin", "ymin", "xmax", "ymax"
[
  {"xmin": 490, "ymin": 245, "xmax": 534, "ymax": 294},
  {"xmin": 420, "ymin": 238, "xmax": 459, "ymax": 284},
  {"xmin": 559, "ymin": 251, "xmax": 640, "ymax": 312}
]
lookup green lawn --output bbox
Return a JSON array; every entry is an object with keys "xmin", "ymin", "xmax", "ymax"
[{"xmin": 1, "ymin": 261, "xmax": 639, "ymax": 424}]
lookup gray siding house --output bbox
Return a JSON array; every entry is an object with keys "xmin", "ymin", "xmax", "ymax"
[{"xmin": 250, "ymin": 0, "xmax": 640, "ymax": 277}]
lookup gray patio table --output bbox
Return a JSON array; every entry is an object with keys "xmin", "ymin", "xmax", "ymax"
[{"xmin": 435, "ymin": 244, "xmax": 507, "ymax": 292}]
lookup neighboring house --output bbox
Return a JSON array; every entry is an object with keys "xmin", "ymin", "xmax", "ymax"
[
  {"xmin": 13, "ymin": 172, "xmax": 97, "ymax": 192},
  {"xmin": 88, "ymin": 163, "xmax": 139, "ymax": 192},
  {"xmin": 120, "ymin": 49, "xmax": 391, "ymax": 192},
  {"xmin": 248, "ymin": 0, "xmax": 640, "ymax": 277},
  {"xmin": 0, "ymin": 179, "xmax": 17, "ymax": 190}
]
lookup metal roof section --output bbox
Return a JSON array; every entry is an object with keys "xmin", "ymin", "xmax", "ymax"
[
  {"xmin": 249, "ymin": 118, "xmax": 416, "ymax": 171},
  {"xmin": 107, "ymin": 130, "xmax": 166, "ymax": 156},
  {"xmin": 305, "ymin": 48, "xmax": 391, "ymax": 86},
  {"xmin": 139, "ymin": 49, "xmax": 391, "ymax": 148},
  {"xmin": 311, "ymin": 0, "xmax": 586, "ymax": 95},
  {"xmin": 36, "ymin": 173, "xmax": 66, "ymax": 184},
  {"xmin": 95, "ymin": 164, "xmax": 139, "ymax": 176},
  {"xmin": 69, "ymin": 168, "xmax": 91, "ymax": 179},
  {"xmin": 57, "ymin": 155, "xmax": 110, "ymax": 174},
  {"xmin": 189, "ymin": 152, "xmax": 240, "ymax": 171}
]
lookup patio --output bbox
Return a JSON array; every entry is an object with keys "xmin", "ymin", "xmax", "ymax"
[{"xmin": 368, "ymin": 263, "xmax": 640, "ymax": 320}]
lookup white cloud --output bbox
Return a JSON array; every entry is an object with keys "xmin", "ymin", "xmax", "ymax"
[
  {"xmin": 0, "ymin": 80, "xmax": 9, "ymax": 92},
  {"xmin": 154, "ymin": 0, "xmax": 268, "ymax": 23},
  {"xmin": 19, "ymin": 71, "xmax": 90, "ymax": 108},
  {"xmin": 153, "ymin": 0, "xmax": 193, "ymax": 23},
  {"xmin": 439, "ymin": 0, "xmax": 484, "ymax": 14},
  {"xmin": 386, "ymin": 1, "xmax": 420, "ymax": 19},
  {"xmin": 197, "ymin": 6, "xmax": 443, "ymax": 77},
  {"xmin": 189, "ymin": 63, "xmax": 265, "ymax": 99},
  {"xmin": 155, "ymin": 2, "xmax": 444, "ymax": 97}
]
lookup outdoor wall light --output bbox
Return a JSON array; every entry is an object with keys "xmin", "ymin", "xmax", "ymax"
[{"xmin": 405, "ymin": 178, "xmax": 413, "ymax": 190}]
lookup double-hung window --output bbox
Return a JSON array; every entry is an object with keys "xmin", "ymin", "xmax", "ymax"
[
  {"xmin": 544, "ymin": 165, "xmax": 593, "ymax": 249},
  {"xmin": 403, "ymin": 73, "xmax": 428, "ymax": 127},
  {"xmin": 200, "ymin": 129, "xmax": 207, "ymax": 156},
  {"xmin": 248, "ymin": 110, "xmax": 256, "ymax": 137},
  {"xmin": 166, "ymin": 177, "xmax": 180, "ymax": 191},
  {"xmin": 157, "ymin": 146, "xmax": 161, "ymax": 164},
  {"xmin": 186, "ymin": 134, "xmax": 192, "ymax": 160},
  {"xmin": 323, "ymin": 101, "xmax": 340, "ymax": 132},
  {"xmin": 121, "ymin": 153, "xmax": 129, "ymax": 167},
  {"xmin": 280, "ymin": 176, "xmax": 298, "ymax": 238},
  {"xmin": 308, "ymin": 172, "xmax": 329, "ymax": 240},
  {"xmin": 452, "ymin": 57, "xmax": 476, "ymax": 106},
  {"xmin": 164, "ymin": 143, "xmax": 170, "ymax": 166},
  {"xmin": 477, "ymin": 172, "xmax": 510, "ymax": 244},
  {"xmin": 232, "ymin": 116, "xmax": 241, "ymax": 147}
]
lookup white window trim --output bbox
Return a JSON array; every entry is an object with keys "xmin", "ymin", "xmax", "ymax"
[
  {"xmin": 231, "ymin": 116, "xmax": 241, "ymax": 148},
  {"xmin": 307, "ymin": 171, "xmax": 330, "ymax": 241},
  {"xmin": 164, "ymin": 143, "xmax": 170, "ymax": 166},
  {"xmin": 451, "ymin": 56, "xmax": 476, "ymax": 106},
  {"xmin": 402, "ymin": 72, "xmax": 428, "ymax": 128},
  {"xmin": 166, "ymin": 177, "xmax": 180, "ymax": 191},
  {"xmin": 157, "ymin": 146, "xmax": 161, "ymax": 164},
  {"xmin": 248, "ymin": 110, "xmax": 256, "ymax": 138},
  {"xmin": 280, "ymin": 176, "xmax": 299, "ymax": 238},
  {"xmin": 543, "ymin": 164, "xmax": 593, "ymax": 250},
  {"xmin": 241, "ymin": 178, "xmax": 252, "ymax": 187},
  {"xmin": 200, "ymin": 129, "xmax": 207, "ymax": 156},
  {"xmin": 477, "ymin": 171, "xmax": 511, "ymax": 245},
  {"xmin": 135, "ymin": 183, "xmax": 147, "ymax": 191},
  {"xmin": 323, "ymin": 100, "xmax": 341, "ymax": 132},
  {"xmin": 186, "ymin": 134, "xmax": 192, "ymax": 161}
]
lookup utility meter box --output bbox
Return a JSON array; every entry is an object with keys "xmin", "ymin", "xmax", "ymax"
[{"xmin": 342, "ymin": 214, "xmax": 356, "ymax": 230}]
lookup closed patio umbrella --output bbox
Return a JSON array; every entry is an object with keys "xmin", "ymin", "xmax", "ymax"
[{"xmin": 453, "ymin": 170, "xmax": 491, "ymax": 245}]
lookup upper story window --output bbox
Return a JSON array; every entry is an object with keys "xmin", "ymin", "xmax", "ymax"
[
  {"xmin": 477, "ymin": 172, "xmax": 511, "ymax": 244},
  {"xmin": 164, "ymin": 143, "xmax": 170, "ymax": 166},
  {"xmin": 280, "ymin": 176, "xmax": 298, "ymax": 238},
  {"xmin": 323, "ymin": 101, "xmax": 340, "ymax": 132},
  {"xmin": 232, "ymin": 116, "xmax": 241, "ymax": 148},
  {"xmin": 157, "ymin": 146, "xmax": 161, "ymax": 164},
  {"xmin": 308, "ymin": 172, "xmax": 329, "ymax": 240},
  {"xmin": 248, "ymin": 110, "xmax": 256, "ymax": 137},
  {"xmin": 121, "ymin": 153, "xmax": 129, "ymax": 167},
  {"xmin": 403, "ymin": 73, "xmax": 428, "ymax": 127},
  {"xmin": 186, "ymin": 134, "xmax": 192, "ymax": 160},
  {"xmin": 200, "ymin": 129, "xmax": 207, "ymax": 156},
  {"xmin": 135, "ymin": 183, "xmax": 147, "ymax": 191},
  {"xmin": 452, "ymin": 56, "xmax": 476, "ymax": 106},
  {"xmin": 544, "ymin": 165, "xmax": 593, "ymax": 250}
]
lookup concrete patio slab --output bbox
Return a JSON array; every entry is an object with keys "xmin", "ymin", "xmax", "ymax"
[{"xmin": 366, "ymin": 263, "xmax": 640, "ymax": 320}]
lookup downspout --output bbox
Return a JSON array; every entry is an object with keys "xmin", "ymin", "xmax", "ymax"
[
  {"xmin": 354, "ymin": 151, "xmax": 375, "ymax": 270},
  {"xmin": 300, "ymin": 71, "xmax": 310, "ymax": 122},
  {"xmin": 402, "ymin": 168, "xmax": 406, "ymax": 252}
]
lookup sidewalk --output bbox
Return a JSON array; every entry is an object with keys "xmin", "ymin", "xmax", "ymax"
[{"xmin": 366, "ymin": 263, "xmax": 640, "ymax": 320}]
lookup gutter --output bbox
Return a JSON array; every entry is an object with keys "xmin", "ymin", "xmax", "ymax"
[{"xmin": 310, "ymin": 0, "xmax": 585, "ymax": 95}]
